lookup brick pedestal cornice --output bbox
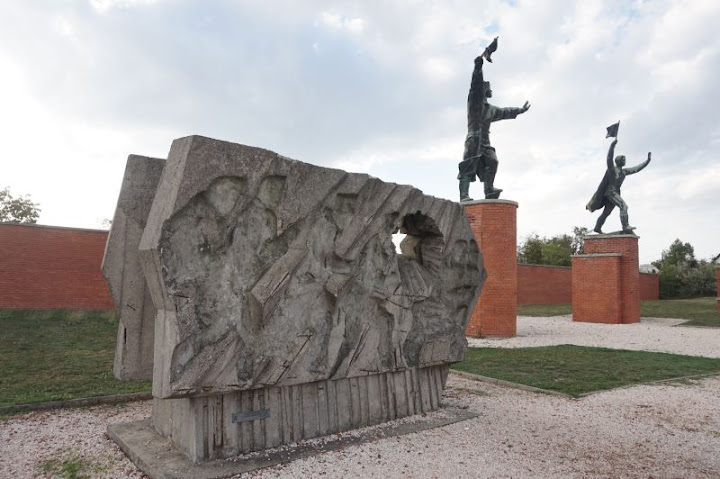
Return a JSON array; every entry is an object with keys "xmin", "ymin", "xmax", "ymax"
[
  {"xmin": 462, "ymin": 199, "xmax": 517, "ymax": 337},
  {"xmin": 573, "ymin": 234, "xmax": 640, "ymax": 324}
]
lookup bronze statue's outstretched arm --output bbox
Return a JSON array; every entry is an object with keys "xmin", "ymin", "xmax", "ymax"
[
  {"xmin": 607, "ymin": 139, "xmax": 617, "ymax": 169},
  {"xmin": 487, "ymin": 101, "xmax": 531, "ymax": 122},
  {"xmin": 624, "ymin": 152, "xmax": 652, "ymax": 175}
]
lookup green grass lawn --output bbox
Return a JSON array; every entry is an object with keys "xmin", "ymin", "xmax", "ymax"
[
  {"xmin": 517, "ymin": 303, "xmax": 573, "ymax": 317},
  {"xmin": 452, "ymin": 345, "xmax": 720, "ymax": 397},
  {"xmin": 641, "ymin": 297, "xmax": 719, "ymax": 327},
  {"xmin": 518, "ymin": 297, "xmax": 719, "ymax": 327},
  {"xmin": 0, "ymin": 309, "xmax": 150, "ymax": 409}
]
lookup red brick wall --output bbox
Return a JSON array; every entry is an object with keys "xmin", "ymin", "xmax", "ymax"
[
  {"xmin": 463, "ymin": 201, "xmax": 517, "ymax": 338},
  {"xmin": 639, "ymin": 273, "xmax": 659, "ymax": 301},
  {"xmin": 0, "ymin": 223, "xmax": 114, "ymax": 310},
  {"xmin": 0, "ymin": 223, "xmax": 662, "ymax": 313},
  {"xmin": 583, "ymin": 235, "xmax": 640, "ymax": 324},
  {"xmin": 518, "ymin": 264, "xmax": 657, "ymax": 304},
  {"xmin": 518, "ymin": 264, "xmax": 571, "ymax": 304},
  {"xmin": 572, "ymin": 254, "xmax": 622, "ymax": 323}
]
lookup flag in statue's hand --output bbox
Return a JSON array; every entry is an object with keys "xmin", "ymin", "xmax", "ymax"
[
  {"xmin": 606, "ymin": 121, "xmax": 620, "ymax": 138},
  {"xmin": 483, "ymin": 36, "xmax": 498, "ymax": 62}
]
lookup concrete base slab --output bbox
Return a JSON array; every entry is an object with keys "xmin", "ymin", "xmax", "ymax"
[{"xmin": 108, "ymin": 407, "xmax": 478, "ymax": 479}]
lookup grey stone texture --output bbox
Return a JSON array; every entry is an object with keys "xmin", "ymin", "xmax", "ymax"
[
  {"xmin": 153, "ymin": 365, "xmax": 450, "ymax": 462},
  {"xmin": 102, "ymin": 155, "xmax": 166, "ymax": 380},
  {"xmin": 138, "ymin": 136, "xmax": 484, "ymax": 400},
  {"xmin": 104, "ymin": 136, "xmax": 485, "ymax": 465}
]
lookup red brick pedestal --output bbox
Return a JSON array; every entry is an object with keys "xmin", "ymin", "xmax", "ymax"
[
  {"xmin": 572, "ymin": 234, "xmax": 640, "ymax": 324},
  {"xmin": 462, "ymin": 199, "xmax": 518, "ymax": 337}
]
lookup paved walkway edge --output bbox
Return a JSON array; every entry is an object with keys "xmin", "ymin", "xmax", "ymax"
[{"xmin": 108, "ymin": 407, "xmax": 479, "ymax": 479}]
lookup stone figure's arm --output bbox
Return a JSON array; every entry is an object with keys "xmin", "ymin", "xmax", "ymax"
[
  {"xmin": 489, "ymin": 101, "xmax": 531, "ymax": 122},
  {"xmin": 607, "ymin": 140, "xmax": 617, "ymax": 169},
  {"xmin": 624, "ymin": 152, "xmax": 652, "ymax": 175}
]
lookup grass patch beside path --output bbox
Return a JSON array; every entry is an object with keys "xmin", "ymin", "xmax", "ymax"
[
  {"xmin": 452, "ymin": 345, "xmax": 720, "ymax": 397},
  {"xmin": 518, "ymin": 297, "xmax": 719, "ymax": 327},
  {"xmin": 0, "ymin": 310, "xmax": 150, "ymax": 409},
  {"xmin": 640, "ymin": 297, "xmax": 719, "ymax": 327},
  {"xmin": 517, "ymin": 303, "xmax": 572, "ymax": 316}
]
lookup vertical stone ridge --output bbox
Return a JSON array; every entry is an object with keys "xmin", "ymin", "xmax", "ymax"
[{"xmin": 153, "ymin": 365, "xmax": 448, "ymax": 461}]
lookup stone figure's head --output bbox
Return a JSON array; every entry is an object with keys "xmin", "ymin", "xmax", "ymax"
[
  {"xmin": 614, "ymin": 155, "xmax": 626, "ymax": 167},
  {"xmin": 484, "ymin": 81, "xmax": 493, "ymax": 98}
]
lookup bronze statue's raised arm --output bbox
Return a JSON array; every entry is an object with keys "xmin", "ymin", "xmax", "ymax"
[
  {"xmin": 607, "ymin": 139, "xmax": 617, "ymax": 169},
  {"xmin": 624, "ymin": 152, "xmax": 652, "ymax": 175}
]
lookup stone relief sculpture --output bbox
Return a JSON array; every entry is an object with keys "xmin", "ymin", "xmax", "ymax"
[
  {"xmin": 458, "ymin": 37, "xmax": 531, "ymax": 202},
  {"xmin": 586, "ymin": 122, "xmax": 652, "ymax": 234},
  {"xmin": 107, "ymin": 135, "xmax": 485, "ymax": 464},
  {"xmin": 102, "ymin": 155, "xmax": 165, "ymax": 380}
]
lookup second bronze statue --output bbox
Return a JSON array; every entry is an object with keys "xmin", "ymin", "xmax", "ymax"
[
  {"xmin": 458, "ymin": 37, "xmax": 530, "ymax": 202},
  {"xmin": 586, "ymin": 136, "xmax": 652, "ymax": 234}
]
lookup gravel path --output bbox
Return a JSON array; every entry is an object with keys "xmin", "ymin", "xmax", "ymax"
[
  {"xmin": 2, "ymin": 316, "xmax": 719, "ymax": 478},
  {"xmin": 469, "ymin": 315, "xmax": 720, "ymax": 358}
]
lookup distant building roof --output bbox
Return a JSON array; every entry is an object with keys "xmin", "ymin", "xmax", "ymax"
[{"xmin": 639, "ymin": 264, "xmax": 659, "ymax": 273}]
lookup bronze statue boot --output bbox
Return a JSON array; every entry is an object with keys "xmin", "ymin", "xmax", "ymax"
[
  {"xmin": 621, "ymin": 213, "xmax": 635, "ymax": 234},
  {"xmin": 483, "ymin": 164, "xmax": 501, "ymax": 199},
  {"xmin": 459, "ymin": 180, "xmax": 473, "ymax": 202},
  {"xmin": 484, "ymin": 187, "xmax": 502, "ymax": 199},
  {"xmin": 622, "ymin": 226, "xmax": 636, "ymax": 234},
  {"xmin": 593, "ymin": 216, "xmax": 606, "ymax": 234}
]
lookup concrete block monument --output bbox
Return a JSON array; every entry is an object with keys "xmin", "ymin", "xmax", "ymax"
[
  {"xmin": 102, "ymin": 155, "xmax": 165, "ymax": 379},
  {"xmin": 108, "ymin": 135, "xmax": 484, "ymax": 468}
]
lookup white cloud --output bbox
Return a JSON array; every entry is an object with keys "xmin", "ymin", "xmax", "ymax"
[
  {"xmin": 0, "ymin": 0, "xmax": 718, "ymax": 261},
  {"xmin": 319, "ymin": 12, "xmax": 364, "ymax": 34},
  {"xmin": 420, "ymin": 56, "xmax": 456, "ymax": 82},
  {"xmin": 89, "ymin": 0, "xmax": 160, "ymax": 13},
  {"xmin": 52, "ymin": 15, "xmax": 76, "ymax": 38}
]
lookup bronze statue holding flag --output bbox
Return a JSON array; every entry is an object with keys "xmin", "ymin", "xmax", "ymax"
[
  {"xmin": 586, "ymin": 121, "xmax": 652, "ymax": 234},
  {"xmin": 458, "ymin": 37, "xmax": 531, "ymax": 201}
]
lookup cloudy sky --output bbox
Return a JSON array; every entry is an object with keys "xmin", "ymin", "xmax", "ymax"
[{"xmin": 1, "ymin": 0, "xmax": 718, "ymax": 263}]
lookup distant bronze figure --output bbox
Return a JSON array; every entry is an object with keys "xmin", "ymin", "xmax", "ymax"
[
  {"xmin": 458, "ymin": 37, "xmax": 530, "ymax": 202},
  {"xmin": 587, "ymin": 122, "xmax": 652, "ymax": 234}
]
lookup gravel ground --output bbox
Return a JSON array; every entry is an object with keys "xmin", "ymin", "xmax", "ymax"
[
  {"xmin": 2, "ymin": 316, "xmax": 719, "ymax": 478},
  {"xmin": 468, "ymin": 315, "xmax": 720, "ymax": 358}
]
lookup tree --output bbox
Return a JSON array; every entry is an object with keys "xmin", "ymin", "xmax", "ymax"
[
  {"xmin": 571, "ymin": 226, "xmax": 589, "ymax": 255},
  {"xmin": 653, "ymin": 239, "xmax": 697, "ymax": 269},
  {"xmin": 654, "ymin": 239, "xmax": 716, "ymax": 298},
  {"xmin": 517, "ymin": 227, "xmax": 588, "ymax": 267},
  {"xmin": 0, "ymin": 187, "xmax": 40, "ymax": 223},
  {"xmin": 517, "ymin": 234, "xmax": 544, "ymax": 264}
]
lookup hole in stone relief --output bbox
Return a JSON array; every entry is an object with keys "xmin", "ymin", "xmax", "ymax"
[
  {"xmin": 392, "ymin": 232, "xmax": 407, "ymax": 254},
  {"xmin": 393, "ymin": 212, "xmax": 443, "ymax": 261}
]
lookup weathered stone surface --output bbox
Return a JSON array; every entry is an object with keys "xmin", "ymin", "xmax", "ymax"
[
  {"xmin": 103, "ymin": 155, "xmax": 165, "ymax": 380},
  {"xmin": 139, "ymin": 135, "xmax": 484, "ymax": 399},
  {"xmin": 151, "ymin": 364, "xmax": 450, "ymax": 463}
]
